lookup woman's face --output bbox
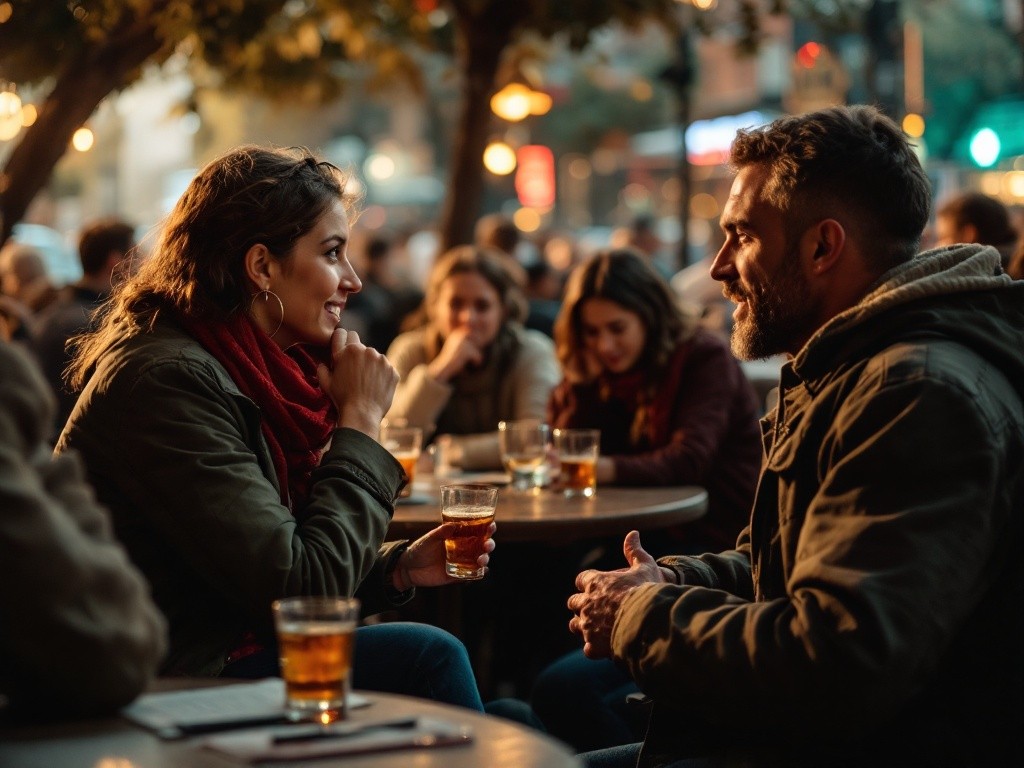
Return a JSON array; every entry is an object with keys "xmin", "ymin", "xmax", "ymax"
[
  {"xmin": 579, "ymin": 297, "xmax": 647, "ymax": 375},
  {"xmin": 265, "ymin": 199, "xmax": 360, "ymax": 348},
  {"xmin": 434, "ymin": 272, "xmax": 504, "ymax": 348}
]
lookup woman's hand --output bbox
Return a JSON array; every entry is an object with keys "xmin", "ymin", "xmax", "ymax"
[
  {"xmin": 391, "ymin": 521, "xmax": 497, "ymax": 590},
  {"xmin": 318, "ymin": 328, "xmax": 398, "ymax": 438},
  {"xmin": 426, "ymin": 326, "xmax": 483, "ymax": 383}
]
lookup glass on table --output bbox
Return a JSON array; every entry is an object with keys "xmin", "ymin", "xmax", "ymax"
[
  {"xmin": 553, "ymin": 428, "xmax": 600, "ymax": 498},
  {"xmin": 439, "ymin": 484, "xmax": 498, "ymax": 579},
  {"xmin": 498, "ymin": 419, "xmax": 550, "ymax": 494},
  {"xmin": 380, "ymin": 425, "xmax": 423, "ymax": 498},
  {"xmin": 272, "ymin": 596, "xmax": 360, "ymax": 722}
]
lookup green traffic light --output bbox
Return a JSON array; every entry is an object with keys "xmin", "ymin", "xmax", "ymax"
[{"xmin": 969, "ymin": 128, "xmax": 1001, "ymax": 167}]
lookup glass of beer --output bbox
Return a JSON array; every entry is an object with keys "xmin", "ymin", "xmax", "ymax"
[
  {"xmin": 439, "ymin": 484, "xmax": 498, "ymax": 579},
  {"xmin": 553, "ymin": 428, "xmax": 600, "ymax": 498},
  {"xmin": 498, "ymin": 419, "xmax": 550, "ymax": 494},
  {"xmin": 272, "ymin": 596, "xmax": 360, "ymax": 722},
  {"xmin": 380, "ymin": 425, "xmax": 422, "ymax": 498}
]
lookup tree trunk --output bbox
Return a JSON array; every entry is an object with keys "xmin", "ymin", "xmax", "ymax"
[
  {"xmin": 438, "ymin": 7, "xmax": 516, "ymax": 253},
  {"xmin": 0, "ymin": 10, "xmax": 166, "ymax": 246}
]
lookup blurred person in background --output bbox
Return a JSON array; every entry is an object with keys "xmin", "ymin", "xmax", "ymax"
[
  {"xmin": 550, "ymin": 248, "xmax": 761, "ymax": 552},
  {"xmin": 58, "ymin": 145, "xmax": 490, "ymax": 709},
  {"xmin": 1, "ymin": 338, "xmax": 166, "ymax": 718},
  {"xmin": 513, "ymin": 248, "xmax": 761, "ymax": 752},
  {"xmin": 386, "ymin": 245, "xmax": 559, "ymax": 471},
  {"xmin": 523, "ymin": 259, "xmax": 564, "ymax": 338},
  {"xmin": 0, "ymin": 242, "xmax": 58, "ymax": 342},
  {"xmin": 934, "ymin": 191, "xmax": 1018, "ymax": 267},
  {"xmin": 342, "ymin": 234, "xmax": 423, "ymax": 353},
  {"xmin": 33, "ymin": 218, "xmax": 136, "ymax": 442}
]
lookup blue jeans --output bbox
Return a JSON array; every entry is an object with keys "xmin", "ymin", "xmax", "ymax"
[
  {"xmin": 221, "ymin": 622, "xmax": 483, "ymax": 711},
  {"xmin": 530, "ymin": 649, "xmax": 647, "ymax": 752}
]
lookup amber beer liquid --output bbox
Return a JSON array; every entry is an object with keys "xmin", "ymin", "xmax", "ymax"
[
  {"xmin": 560, "ymin": 457, "xmax": 597, "ymax": 498},
  {"xmin": 272, "ymin": 597, "xmax": 360, "ymax": 721},
  {"xmin": 394, "ymin": 451, "xmax": 418, "ymax": 498},
  {"xmin": 441, "ymin": 505, "xmax": 494, "ymax": 579},
  {"xmin": 278, "ymin": 625, "xmax": 355, "ymax": 715}
]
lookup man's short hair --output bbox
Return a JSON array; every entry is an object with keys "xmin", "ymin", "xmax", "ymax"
[
  {"xmin": 937, "ymin": 192, "xmax": 1018, "ymax": 247},
  {"xmin": 78, "ymin": 218, "xmax": 135, "ymax": 276},
  {"xmin": 475, "ymin": 214, "xmax": 520, "ymax": 256},
  {"xmin": 730, "ymin": 105, "xmax": 932, "ymax": 269}
]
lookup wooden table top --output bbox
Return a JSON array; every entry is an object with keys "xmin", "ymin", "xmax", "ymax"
[
  {"xmin": 0, "ymin": 682, "xmax": 581, "ymax": 768},
  {"xmin": 389, "ymin": 473, "xmax": 708, "ymax": 543}
]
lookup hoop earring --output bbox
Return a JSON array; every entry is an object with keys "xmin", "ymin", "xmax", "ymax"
[{"xmin": 249, "ymin": 289, "xmax": 284, "ymax": 339}]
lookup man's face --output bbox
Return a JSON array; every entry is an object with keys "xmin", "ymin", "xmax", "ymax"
[{"xmin": 710, "ymin": 164, "xmax": 819, "ymax": 360}]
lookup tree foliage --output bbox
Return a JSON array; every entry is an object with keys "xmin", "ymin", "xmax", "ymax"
[{"xmin": 1, "ymin": 0, "xmax": 700, "ymax": 248}]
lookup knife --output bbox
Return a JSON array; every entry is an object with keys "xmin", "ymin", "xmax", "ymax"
[{"xmin": 272, "ymin": 716, "xmax": 419, "ymax": 743}]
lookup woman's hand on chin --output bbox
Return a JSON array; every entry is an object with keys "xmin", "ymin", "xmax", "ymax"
[
  {"xmin": 318, "ymin": 328, "xmax": 398, "ymax": 438},
  {"xmin": 427, "ymin": 327, "xmax": 483, "ymax": 383}
]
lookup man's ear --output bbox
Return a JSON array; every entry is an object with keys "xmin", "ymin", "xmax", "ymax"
[
  {"xmin": 803, "ymin": 219, "xmax": 846, "ymax": 276},
  {"xmin": 242, "ymin": 243, "xmax": 273, "ymax": 291}
]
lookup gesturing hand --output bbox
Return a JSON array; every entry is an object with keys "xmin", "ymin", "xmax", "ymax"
[
  {"xmin": 392, "ymin": 521, "xmax": 497, "ymax": 590},
  {"xmin": 566, "ymin": 530, "xmax": 667, "ymax": 659}
]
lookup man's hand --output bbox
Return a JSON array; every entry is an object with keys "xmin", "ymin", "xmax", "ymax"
[{"xmin": 567, "ymin": 530, "xmax": 667, "ymax": 659}]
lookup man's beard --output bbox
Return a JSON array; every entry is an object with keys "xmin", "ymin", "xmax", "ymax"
[{"xmin": 727, "ymin": 254, "xmax": 816, "ymax": 361}]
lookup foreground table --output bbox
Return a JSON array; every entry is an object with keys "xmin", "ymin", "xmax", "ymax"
[
  {"xmin": 390, "ymin": 473, "xmax": 708, "ymax": 543},
  {"xmin": 0, "ymin": 684, "xmax": 581, "ymax": 768}
]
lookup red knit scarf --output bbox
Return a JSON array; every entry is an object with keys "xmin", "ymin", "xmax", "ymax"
[
  {"xmin": 184, "ymin": 313, "xmax": 335, "ymax": 509},
  {"xmin": 600, "ymin": 342, "xmax": 691, "ymax": 448}
]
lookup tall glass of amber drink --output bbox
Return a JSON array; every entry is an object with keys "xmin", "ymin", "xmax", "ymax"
[
  {"xmin": 553, "ymin": 428, "xmax": 600, "ymax": 498},
  {"xmin": 273, "ymin": 596, "xmax": 360, "ymax": 721},
  {"xmin": 380, "ymin": 426, "xmax": 422, "ymax": 498},
  {"xmin": 440, "ymin": 484, "xmax": 498, "ymax": 579}
]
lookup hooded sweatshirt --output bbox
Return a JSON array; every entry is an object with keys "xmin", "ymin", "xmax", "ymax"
[{"xmin": 611, "ymin": 245, "xmax": 1024, "ymax": 767}]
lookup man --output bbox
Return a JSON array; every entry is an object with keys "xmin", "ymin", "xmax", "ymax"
[
  {"xmin": 0, "ymin": 338, "xmax": 166, "ymax": 717},
  {"xmin": 568, "ymin": 105, "xmax": 1024, "ymax": 767},
  {"xmin": 32, "ymin": 218, "xmax": 135, "ymax": 440},
  {"xmin": 0, "ymin": 242, "xmax": 57, "ymax": 342},
  {"xmin": 934, "ymin": 191, "xmax": 1019, "ymax": 267}
]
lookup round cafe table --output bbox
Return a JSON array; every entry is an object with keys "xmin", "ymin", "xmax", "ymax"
[
  {"xmin": 0, "ymin": 680, "xmax": 581, "ymax": 768},
  {"xmin": 389, "ymin": 472, "xmax": 708, "ymax": 543}
]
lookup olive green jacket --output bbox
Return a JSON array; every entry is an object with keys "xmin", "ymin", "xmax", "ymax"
[
  {"xmin": 613, "ymin": 246, "xmax": 1024, "ymax": 766},
  {"xmin": 57, "ymin": 321, "xmax": 409, "ymax": 677}
]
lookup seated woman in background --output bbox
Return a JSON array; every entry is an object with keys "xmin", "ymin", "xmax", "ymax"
[
  {"xmin": 550, "ymin": 247, "xmax": 761, "ymax": 552},
  {"xmin": 386, "ymin": 246, "xmax": 560, "ymax": 471},
  {"xmin": 58, "ymin": 146, "xmax": 490, "ymax": 710},
  {"xmin": 508, "ymin": 249, "xmax": 764, "ymax": 752}
]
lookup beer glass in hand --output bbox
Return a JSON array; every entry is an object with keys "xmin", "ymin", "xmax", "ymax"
[
  {"xmin": 440, "ymin": 484, "xmax": 498, "ymax": 579},
  {"xmin": 498, "ymin": 419, "xmax": 550, "ymax": 494}
]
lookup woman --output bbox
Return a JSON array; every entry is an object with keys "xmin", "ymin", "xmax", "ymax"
[
  {"xmin": 521, "ymin": 248, "xmax": 763, "ymax": 751},
  {"xmin": 550, "ymin": 247, "xmax": 761, "ymax": 551},
  {"xmin": 385, "ymin": 246, "xmax": 559, "ymax": 471},
  {"xmin": 59, "ymin": 146, "xmax": 490, "ymax": 709}
]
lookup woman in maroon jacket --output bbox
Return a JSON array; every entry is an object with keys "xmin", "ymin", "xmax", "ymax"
[
  {"xmin": 500, "ymin": 249, "xmax": 764, "ymax": 752},
  {"xmin": 549, "ymin": 247, "xmax": 761, "ymax": 552}
]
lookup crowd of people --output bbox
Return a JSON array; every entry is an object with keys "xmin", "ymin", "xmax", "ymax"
[{"xmin": 2, "ymin": 104, "xmax": 1022, "ymax": 766}]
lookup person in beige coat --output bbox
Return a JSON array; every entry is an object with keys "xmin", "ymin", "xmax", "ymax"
[{"xmin": 386, "ymin": 246, "xmax": 560, "ymax": 471}]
